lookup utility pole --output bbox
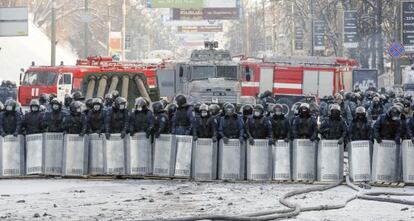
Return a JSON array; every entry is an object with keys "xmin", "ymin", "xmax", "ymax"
[
  {"xmin": 310, "ymin": 0, "xmax": 314, "ymax": 56},
  {"xmin": 107, "ymin": 0, "xmax": 111, "ymax": 56},
  {"xmin": 394, "ymin": 2, "xmax": 402, "ymax": 85},
  {"xmin": 263, "ymin": 0, "xmax": 266, "ymax": 52},
  {"xmin": 122, "ymin": 0, "xmax": 126, "ymax": 61},
  {"xmin": 83, "ymin": 0, "xmax": 89, "ymax": 58},
  {"xmin": 336, "ymin": 2, "xmax": 344, "ymax": 57},
  {"xmin": 51, "ymin": 0, "xmax": 56, "ymax": 66}
]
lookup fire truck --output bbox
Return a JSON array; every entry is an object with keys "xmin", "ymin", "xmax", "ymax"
[
  {"xmin": 18, "ymin": 56, "xmax": 160, "ymax": 106},
  {"xmin": 239, "ymin": 56, "xmax": 357, "ymax": 98}
]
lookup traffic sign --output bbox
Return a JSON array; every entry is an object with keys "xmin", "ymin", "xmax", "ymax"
[{"xmin": 389, "ymin": 42, "xmax": 405, "ymax": 58}]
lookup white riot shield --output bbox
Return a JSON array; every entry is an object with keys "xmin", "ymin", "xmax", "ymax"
[
  {"xmin": 126, "ymin": 133, "xmax": 152, "ymax": 175},
  {"xmin": 103, "ymin": 134, "xmax": 126, "ymax": 175},
  {"xmin": 25, "ymin": 134, "xmax": 43, "ymax": 175},
  {"xmin": 43, "ymin": 133, "xmax": 64, "ymax": 175},
  {"xmin": 349, "ymin": 141, "xmax": 371, "ymax": 182},
  {"xmin": 292, "ymin": 139, "xmax": 317, "ymax": 181},
  {"xmin": 62, "ymin": 135, "xmax": 88, "ymax": 176},
  {"xmin": 317, "ymin": 140, "xmax": 344, "ymax": 182},
  {"xmin": 246, "ymin": 139, "xmax": 272, "ymax": 181},
  {"xmin": 218, "ymin": 139, "xmax": 245, "ymax": 180},
  {"xmin": 0, "ymin": 135, "xmax": 24, "ymax": 176},
  {"xmin": 372, "ymin": 140, "xmax": 399, "ymax": 183},
  {"xmin": 272, "ymin": 141, "xmax": 291, "ymax": 181},
  {"xmin": 174, "ymin": 135, "xmax": 193, "ymax": 178},
  {"xmin": 191, "ymin": 139, "xmax": 217, "ymax": 181},
  {"xmin": 153, "ymin": 135, "xmax": 176, "ymax": 176},
  {"xmin": 402, "ymin": 140, "xmax": 414, "ymax": 183},
  {"xmin": 89, "ymin": 134, "xmax": 105, "ymax": 175}
]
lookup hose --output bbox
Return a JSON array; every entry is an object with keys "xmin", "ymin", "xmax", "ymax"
[
  {"xmin": 85, "ymin": 76, "xmax": 96, "ymax": 99},
  {"xmin": 134, "ymin": 76, "xmax": 151, "ymax": 101},
  {"xmin": 96, "ymin": 76, "xmax": 108, "ymax": 98},
  {"xmin": 108, "ymin": 76, "xmax": 119, "ymax": 94},
  {"xmin": 121, "ymin": 75, "xmax": 129, "ymax": 100}
]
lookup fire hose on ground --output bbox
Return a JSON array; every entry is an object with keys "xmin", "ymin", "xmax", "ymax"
[{"xmin": 145, "ymin": 175, "xmax": 414, "ymax": 221}]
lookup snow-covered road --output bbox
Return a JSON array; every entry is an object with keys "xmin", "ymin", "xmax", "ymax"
[{"xmin": 0, "ymin": 179, "xmax": 412, "ymax": 220}]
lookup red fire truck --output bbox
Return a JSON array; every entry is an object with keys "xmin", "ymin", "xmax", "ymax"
[
  {"xmin": 239, "ymin": 56, "xmax": 357, "ymax": 98},
  {"xmin": 18, "ymin": 56, "xmax": 161, "ymax": 106}
]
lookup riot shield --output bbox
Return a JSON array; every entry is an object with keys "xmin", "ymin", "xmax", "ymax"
[
  {"xmin": 89, "ymin": 134, "xmax": 105, "ymax": 175},
  {"xmin": 246, "ymin": 139, "xmax": 272, "ymax": 181},
  {"xmin": 62, "ymin": 134, "xmax": 88, "ymax": 176},
  {"xmin": 0, "ymin": 135, "xmax": 24, "ymax": 176},
  {"xmin": 317, "ymin": 140, "xmax": 344, "ymax": 182},
  {"xmin": 103, "ymin": 134, "xmax": 126, "ymax": 175},
  {"xmin": 126, "ymin": 133, "xmax": 152, "ymax": 175},
  {"xmin": 153, "ymin": 134, "xmax": 176, "ymax": 176},
  {"xmin": 43, "ymin": 133, "xmax": 64, "ymax": 175},
  {"xmin": 174, "ymin": 135, "xmax": 193, "ymax": 178},
  {"xmin": 272, "ymin": 140, "xmax": 291, "ymax": 181},
  {"xmin": 25, "ymin": 134, "xmax": 43, "ymax": 175},
  {"xmin": 218, "ymin": 139, "xmax": 245, "ymax": 181},
  {"xmin": 372, "ymin": 140, "xmax": 399, "ymax": 183},
  {"xmin": 191, "ymin": 138, "xmax": 217, "ymax": 181},
  {"xmin": 349, "ymin": 141, "xmax": 371, "ymax": 182},
  {"xmin": 292, "ymin": 139, "xmax": 317, "ymax": 181},
  {"xmin": 402, "ymin": 140, "xmax": 414, "ymax": 183}
]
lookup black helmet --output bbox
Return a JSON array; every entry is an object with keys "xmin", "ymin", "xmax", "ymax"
[
  {"xmin": 166, "ymin": 103, "xmax": 178, "ymax": 115},
  {"xmin": 329, "ymin": 104, "xmax": 341, "ymax": 118},
  {"xmin": 241, "ymin": 104, "xmax": 253, "ymax": 116},
  {"xmin": 135, "ymin": 97, "xmax": 147, "ymax": 111},
  {"xmin": 194, "ymin": 102, "xmax": 202, "ymax": 114},
  {"xmin": 153, "ymin": 101, "xmax": 164, "ymax": 114},
  {"xmin": 39, "ymin": 93, "xmax": 49, "ymax": 105},
  {"xmin": 199, "ymin": 104, "xmax": 209, "ymax": 117},
  {"xmin": 50, "ymin": 98, "xmax": 62, "ymax": 111},
  {"xmin": 387, "ymin": 106, "xmax": 401, "ymax": 121},
  {"xmin": 209, "ymin": 104, "xmax": 220, "ymax": 116},
  {"xmin": 85, "ymin": 98, "xmax": 93, "ymax": 110},
  {"xmin": 299, "ymin": 103, "xmax": 310, "ymax": 117},
  {"xmin": 64, "ymin": 94, "xmax": 73, "ymax": 107},
  {"xmin": 253, "ymin": 104, "xmax": 264, "ymax": 117},
  {"xmin": 273, "ymin": 103, "xmax": 284, "ymax": 116},
  {"xmin": 114, "ymin": 97, "xmax": 127, "ymax": 110},
  {"xmin": 159, "ymin": 99, "xmax": 169, "ymax": 109},
  {"xmin": 225, "ymin": 103, "xmax": 236, "ymax": 116},
  {"xmin": 49, "ymin": 93, "xmax": 57, "ymax": 102},
  {"xmin": 111, "ymin": 90, "xmax": 120, "ymax": 100},
  {"xmin": 5, "ymin": 99, "xmax": 17, "ymax": 112},
  {"xmin": 70, "ymin": 101, "xmax": 83, "ymax": 115},
  {"xmin": 29, "ymin": 99, "xmax": 40, "ymax": 112},
  {"xmin": 260, "ymin": 90, "xmax": 272, "ymax": 99},
  {"xmin": 175, "ymin": 94, "xmax": 187, "ymax": 108},
  {"xmin": 92, "ymin": 98, "xmax": 103, "ymax": 112},
  {"xmin": 72, "ymin": 91, "xmax": 84, "ymax": 101}
]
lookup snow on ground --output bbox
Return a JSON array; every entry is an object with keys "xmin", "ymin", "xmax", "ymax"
[
  {"xmin": 0, "ymin": 179, "xmax": 413, "ymax": 220},
  {"xmin": 0, "ymin": 19, "xmax": 78, "ymax": 84}
]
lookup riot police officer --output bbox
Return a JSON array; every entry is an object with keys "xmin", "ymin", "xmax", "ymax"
[
  {"xmin": 0, "ymin": 99, "xmax": 21, "ymax": 137},
  {"xmin": 105, "ymin": 97, "xmax": 129, "ymax": 139},
  {"xmin": 43, "ymin": 98, "xmax": 66, "ymax": 132},
  {"xmin": 84, "ymin": 98, "xmax": 94, "ymax": 116},
  {"xmin": 245, "ymin": 104, "xmax": 273, "ymax": 145},
  {"xmin": 172, "ymin": 95, "xmax": 193, "ymax": 135},
  {"xmin": 166, "ymin": 103, "xmax": 178, "ymax": 133},
  {"xmin": 270, "ymin": 104, "xmax": 290, "ymax": 143},
  {"xmin": 218, "ymin": 103, "xmax": 244, "ymax": 144},
  {"xmin": 335, "ymin": 94, "xmax": 352, "ymax": 124},
  {"xmin": 319, "ymin": 104, "xmax": 347, "ymax": 145},
  {"xmin": 152, "ymin": 101, "xmax": 169, "ymax": 138},
  {"xmin": 192, "ymin": 104, "xmax": 217, "ymax": 142},
  {"xmin": 104, "ymin": 93, "xmax": 113, "ymax": 109},
  {"xmin": 292, "ymin": 103, "xmax": 318, "ymax": 141},
  {"xmin": 193, "ymin": 102, "xmax": 202, "ymax": 117},
  {"xmin": 39, "ymin": 93, "xmax": 49, "ymax": 106},
  {"xmin": 63, "ymin": 101, "xmax": 87, "ymax": 136},
  {"xmin": 374, "ymin": 106, "xmax": 402, "ymax": 144},
  {"xmin": 63, "ymin": 94, "xmax": 73, "ymax": 113},
  {"xmin": 129, "ymin": 97, "xmax": 154, "ymax": 138},
  {"xmin": 349, "ymin": 107, "xmax": 372, "ymax": 141},
  {"xmin": 111, "ymin": 90, "xmax": 120, "ymax": 100},
  {"xmin": 87, "ymin": 98, "xmax": 105, "ymax": 135},
  {"xmin": 240, "ymin": 104, "xmax": 253, "ymax": 123},
  {"xmin": 21, "ymin": 99, "xmax": 43, "ymax": 135},
  {"xmin": 72, "ymin": 91, "xmax": 84, "ymax": 101},
  {"xmin": 368, "ymin": 96, "xmax": 383, "ymax": 121}
]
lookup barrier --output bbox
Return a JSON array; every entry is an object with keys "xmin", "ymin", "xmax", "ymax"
[
  {"xmin": 272, "ymin": 140, "xmax": 291, "ymax": 181},
  {"xmin": 218, "ymin": 139, "xmax": 245, "ymax": 180},
  {"xmin": 349, "ymin": 141, "xmax": 371, "ymax": 182},
  {"xmin": 292, "ymin": 139, "xmax": 317, "ymax": 181},
  {"xmin": 191, "ymin": 138, "xmax": 217, "ymax": 181},
  {"xmin": 88, "ymin": 134, "xmax": 105, "ymax": 175},
  {"xmin": 62, "ymin": 135, "xmax": 88, "ymax": 176},
  {"xmin": 43, "ymin": 133, "xmax": 64, "ymax": 175},
  {"xmin": 153, "ymin": 134, "xmax": 176, "ymax": 176},
  {"xmin": 174, "ymin": 135, "xmax": 193, "ymax": 178},
  {"xmin": 372, "ymin": 140, "xmax": 399, "ymax": 183},
  {"xmin": 402, "ymin": 140, "xmax": 414, "ymax": 183},
  {"xmin": 246, "ymin": 139, "xmax": 272, "ymax": 181},
  {"xmin": 126, "ymin": 133, "xmax": 152, "ymax": 175},
  {"xmin": 103, "ymin": 134, "xmax": 126, "ymax": 175},
  {"xmin": 0, "ymin": 135, "xmax": 24, "ymax": 176},
  {"xmin": 25, "ymin": 134, "xmax": 43, "ymax": 175},
  {"xmin": 317, "ymin": 140, "xmax": 344, "ymax": 182}
]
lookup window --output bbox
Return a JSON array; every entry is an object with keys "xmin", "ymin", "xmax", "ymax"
[
  {"xmin": 22, "ymin": 71, "xmax": 58, "ymax": 86},
  {"xmin": 191, "ymin": 66, "xmax": 215, "ymax": 80},
  {"xmin": 63, "ymin": 73, "xmax": 72, "ymax": 84},
  {"xmin": 217, "ymin": 66, "xmax": 238, "ymax": 80}
]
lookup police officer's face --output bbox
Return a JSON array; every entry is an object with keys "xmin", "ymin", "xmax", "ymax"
[
  {"xmin": 119, "ymin": 104, "xmax": 126, "ymax": 110},
  {"xmin": 52, "ymin": 104, "xmax": 60, "ymax": 111},
  {"xmin": 5, "ymin": 105, "xmax": 13, "ymax": 111},
  {"xmin": 201, "ymin": 111, "xmax": 208, "ymax": 117},
  {"xmin": 93, "ymin": 105, "xmax": 101, "ymax": 111},
  {"xmin": 31, "ymin": 106, "xmax": 39, "ymax": 112},
  {"xmin": 254, "ymin": 110, "xmax": 261, "ymax": 117}
]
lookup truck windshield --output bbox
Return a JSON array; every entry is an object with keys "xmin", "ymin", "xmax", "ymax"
[
  {"xmin": 22, "ymin": 71, "xmax": 58, "ymax": 86},
  {"xmin": 217, "ymin": 66, "xmax": 238, "ymax": 79},
  {"xmin": 191, "ymin": 66, "xmax": 216, "ymax": 80}
]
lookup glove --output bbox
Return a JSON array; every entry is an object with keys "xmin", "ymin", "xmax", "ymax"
[
  {"xmin": 13, "ymin": 132, "xmax": 18, "ymax": 137},
  {"xmin": 130, "ymin": 132, "xmax": 135, "ymax": 137},
  {"xmin": 239, "ymin": 137, "xmax": 244, "ymax": 144},
  {"xmin": 145, "ymin": 129, "xmax": 151, "ymax": 139},
  {"xmin": 22, "ymin": 131, "xmax": 26, "ymax": 136},
  {"xmin": 121, "ymin": 132, "xmax": 126, "ymax": 139},
  {"xmin": 212, "ymin": 136, "xmax": 217, "ymax": 143},
  {"xmin": 105, "ymin": 133, "xmax": 111, "ymax": 140},
  {"xmin": 284, "ymin": 138, "xmax": 290, "ymax": 143},
  {"xmin": 193, "ymin": 136, "xmax": 198, "ymax": 141},
  {"xmin": 222, "ymin": 137, "xmax": 229, "ymax": 144},
  {"xmin": 395, "ymin": 138, "xmax": 401, "ymax": 145},
  {"xmin": 79, "ymin": 132, "xmax": 84, "ymax": 137},
  {"xmin": 155, "ymin": 131, "xmax": 161, "ymax": 138},
  {"xmin": 411, "ymin": 137, "xmax": 414, "ymax": 144},
  {"xmin": 338, "ymin": 138, "xmax": 344, "ymax": 145},
  {"xmin": 1, "ymin": 132, "xmax": 6, "ymax": 137},
  {"xmin": 249, "ymin": 137, "xmax": 255, "ymax": 145},
  {"xmin": 375, "ymin": 137, "xmax": 382, "ymax": 144},
  {"xmin": 268, "ymin": 139, "xmax": 274, "ymax": 146}
]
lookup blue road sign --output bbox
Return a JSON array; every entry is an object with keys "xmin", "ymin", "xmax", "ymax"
[{"xmin": 389, "ymin": 43, "xmax": 405, "ymax": 58}]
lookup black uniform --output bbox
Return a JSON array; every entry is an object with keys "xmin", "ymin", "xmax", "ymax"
[
  {"xmin": 43, "ymin": 99, "xmax": 66, "ymax": 133},
  {"xmin": 0, "ymin": 100, "xmax": 21, "ymax": 136},
  {"xmin": 105, "ymin": 97, "xmax": 129, "ymax": 139},
  {"xmin": 21, "ymin": 100, "xmax": 43, "ymax": 135}
]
